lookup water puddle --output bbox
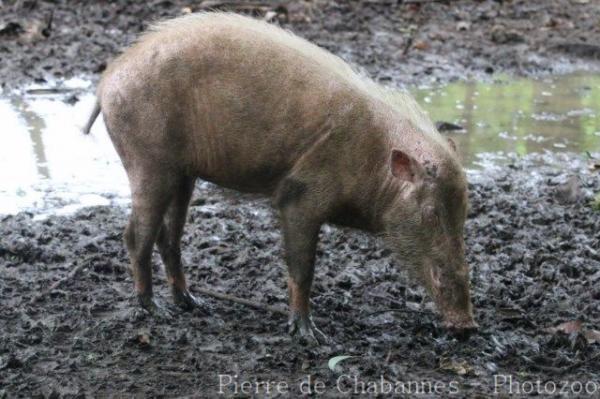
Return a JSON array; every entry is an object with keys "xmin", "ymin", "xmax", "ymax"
[
  {"xmin": 0, "ymin": 80, "xmax": 129, "ymax": 217},
  {"xmin": 413, "ymin": 72, "xmax": 600, "ymax": 167},
  {"xmin": 1, "ymin": 73, "xmax": 599, "ymax": 216}
]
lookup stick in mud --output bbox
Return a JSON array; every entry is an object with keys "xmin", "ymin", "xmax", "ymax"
[
  {"xmin": 29, "ymin": 264, "xmax": 289, "ymax": 316},
  {"xmin": 194, "ymin": 287, "xmax": 288, "ymax": 316}
]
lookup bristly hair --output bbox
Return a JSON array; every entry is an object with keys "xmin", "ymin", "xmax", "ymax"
[
  {"xmin": 136, "ymin": 12, "xmax": 441, "ymax": 142},
  {"xmin": 378, "ymin": 224, "xmax": 432, "ymax": 294}
]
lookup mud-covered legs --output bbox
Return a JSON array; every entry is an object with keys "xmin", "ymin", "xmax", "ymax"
[
  {"xmin": 124, "ymin": 172, "xmax": 203, "ymax": 315},
  {"xmin": 155, "ymin": 176, "xmax": 207, "ymax": 311},
  {"xmin": 124, "ymin": 173, "xmax": 172, "ymax": 315}
]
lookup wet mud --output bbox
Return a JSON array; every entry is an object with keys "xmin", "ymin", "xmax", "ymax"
[
  {"xmin": 1, "ymin": 154, "xmax": 599, "ymax": 397},
  {"xmin": 2, "ymin": 0, "xmax": 600, "ymax": 397},
  {"xmin": 1, "ymin": 0, "xmax": 600, "ymax": 90}
]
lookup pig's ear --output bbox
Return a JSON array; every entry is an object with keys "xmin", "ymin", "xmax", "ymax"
[
  {"xmin": 390, "ymin": 149, "xmax": 424, "ymax": 182},
  {"xmin": 446, "ymin": 137, "xmax": 457, "ymax": 153}
]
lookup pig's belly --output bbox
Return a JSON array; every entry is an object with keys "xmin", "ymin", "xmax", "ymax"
[
  {"xmin": 185, "ymin": 107, "xmax": 313, "ymax": 195},
  {"xmin": 196, "ymin": 162, "xmax": 289, "ymax": 195},
  {"xmin": 189, "ymin": 133, "xmax": 295, "ymax": 195}
]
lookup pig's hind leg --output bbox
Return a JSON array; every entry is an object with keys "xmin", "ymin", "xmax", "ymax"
[
  {"xmin": 124, "ymin": 170, "xmax": 178, "ymax": 318},
  {"xmin": 156, "ymin": 176, "xmax": 210, "ymax": 313}
]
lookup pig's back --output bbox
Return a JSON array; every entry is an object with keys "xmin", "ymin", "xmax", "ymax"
[
  {"xmin": 99, "ymin": 13, "xmax": 438, "ymax": 194},
  {"xmin": 100, "ymin": 13, "xmax": 369, "ymax": 193}
]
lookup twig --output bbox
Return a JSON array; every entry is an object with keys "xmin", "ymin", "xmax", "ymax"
[
  {"xmin": 562, "ymin": 352, "xmax": 600, "ymax": 373},
  {"xmin": 520, "ymin": 352, "xmax": 600, "ymax": 374},
  {"xmin": 362, "ymin": 308, "xmax": 427, "ymax": 319},
  {"xmin": 366, "ymin": 292, "xmax": 430, "ymax": 318},
  {"xmin": 401, "ymin": 35, "xmax": 414, "ymax": 56},
  {"xmin": 26, "ymin": 87, "xmax": 78, "ymax": 95},
  {"xmin": 194, "ymin": 286, "xmax": 288, "ymax": 316},
  {"xmin": 197, "ymin": 1, "xmax": 283, "ymax": 11},
  {"xmin": 368, "ymin": 292, "xmax": 406, "ymax": 307},
  {"xmin": 402, "ymin": 0, "xmax": 450, "ymax": 4},
  {"xmin": 29, "ymin": 262, "xmax": 87, "ymax": 305}
]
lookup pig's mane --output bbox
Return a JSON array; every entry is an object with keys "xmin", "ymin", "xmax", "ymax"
[{"xmin": 144, "ymin": 12, "xmax": 439, "ymax": 138}]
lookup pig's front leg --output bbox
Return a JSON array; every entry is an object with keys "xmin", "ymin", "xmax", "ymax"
[{"xmin": 279, "ymin": 193, "xmax": 329, "ymax": 344}]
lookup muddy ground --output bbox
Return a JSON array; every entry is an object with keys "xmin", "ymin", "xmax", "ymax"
[
  {"xmin": 1, "ymin": 0, "xmax": 600, "ymax": 398},
  {"xmin": 1, "ymin": 154, "xmax": 599, "ymax": 397},
  {"xmin": 1, "ymin": 0, "xmax": 600, "ymax": 90}
]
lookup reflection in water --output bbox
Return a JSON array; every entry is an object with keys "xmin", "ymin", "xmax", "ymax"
[
  {"xmin": 0, "ymin": 73, "xmax": 599, "ymax": 216},
  {"xmin": 10, "ymin": 97, "xmax": 50, "ymax": 179},
  {"xmin": 0, "ymin": 89, "xmax": 129, "ymax": 216},
  {"xmin": 413, "ymin": 72, "xmax": 600, "ymax": 166}
]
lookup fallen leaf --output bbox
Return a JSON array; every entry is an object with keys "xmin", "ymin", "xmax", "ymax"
[
  {"xmin": 584, "ymin": 329, "xmax": 600, "ymax": 344},
  {"xmin": 546, "ymin": 320, "xmax": 582, "ymax": 335},
  {"xmin": 439, "ymin": 358, "xmax": 472, "ymax": 376},
  {"xmin": 412, "ymin": 40, "xmax": 429, "ymax": 51},
  {"xmin": 328, "ymin": 355, "xmax": 354, "ymax": 372}
]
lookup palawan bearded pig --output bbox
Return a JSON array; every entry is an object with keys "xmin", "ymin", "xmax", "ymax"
[{"xmin": 84, "ymin": 12, "xmax": 477, "ymax": 341}]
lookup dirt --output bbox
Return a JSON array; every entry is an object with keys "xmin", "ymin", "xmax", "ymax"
[
  {"xmin": 0, "ymin": 153, "xmax": 599, "ymax": 397},
  {"xmin": 2, "ymin": 0, "xmax": 600, "ymax": 398},
  {"xmin": 0, "ymin": 0, "xmax": 600, "ymax": 90}
]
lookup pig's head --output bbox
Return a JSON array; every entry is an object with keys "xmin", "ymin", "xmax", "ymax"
[{"xmin": 381, "ymin": 147, "xmax": 477, "ymax": 332}]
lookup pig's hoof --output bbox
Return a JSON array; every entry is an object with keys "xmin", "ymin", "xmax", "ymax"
[
  {"xmin": 138, "ymin": 295, "xmax": 174, "ymax": 319},
  {"xmin": 173, "ymin": 289, "xmax": 211, "ymax": 314},
  {"xmin": 288, "ymin": 313, "xmax": 329, "ymax": 345},
  {"xmin": 446, "ymin": 324, "xmax": 478, "ymax": 340}
]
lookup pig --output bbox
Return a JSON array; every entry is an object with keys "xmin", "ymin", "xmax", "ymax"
[{"xmin": 83, "ymin": 12, "xmax": 477, "ymax": 342}]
